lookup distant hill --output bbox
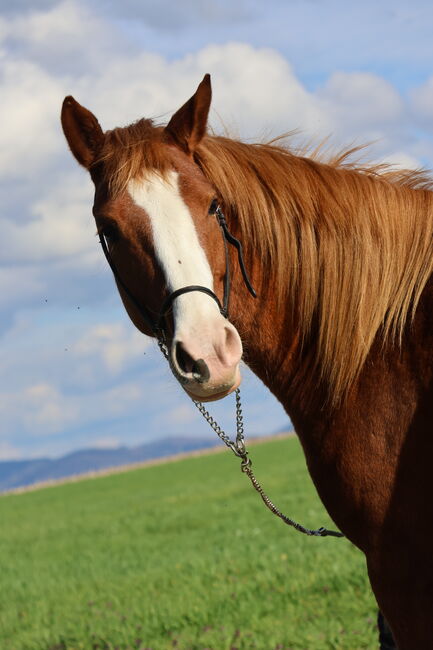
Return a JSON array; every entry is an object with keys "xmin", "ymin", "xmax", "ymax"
[{"xmin": 0, "ymin": 437, "xmax": 219, "ymax": 492}]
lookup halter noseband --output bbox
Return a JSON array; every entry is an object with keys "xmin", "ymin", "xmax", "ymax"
[{"xmin": 99, "ymin": 205, "xmax": 256, "ymax": 338}]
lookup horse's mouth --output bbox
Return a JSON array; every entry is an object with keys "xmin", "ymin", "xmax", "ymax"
[
  {"xmin": 183, "ymin": 379, "xmax": 240, "ymax": 402},
  {"xmin": 180, "ymin": 368, "xmax": 241, "ymax": 403}
]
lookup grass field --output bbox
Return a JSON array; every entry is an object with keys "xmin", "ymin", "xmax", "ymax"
[{"xmin": 0, "ymin": 436, "xmax": 378, "ymax": 650}]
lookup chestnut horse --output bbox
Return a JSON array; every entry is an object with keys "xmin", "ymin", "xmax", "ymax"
[{"xmin": 61, "ymin": 75, "xmax": 433, "ymax": 649}]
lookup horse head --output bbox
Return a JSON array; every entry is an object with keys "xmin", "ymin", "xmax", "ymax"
[{"xmin": 61, "ymin": 75, "xmax": 246, "ymax": 402}]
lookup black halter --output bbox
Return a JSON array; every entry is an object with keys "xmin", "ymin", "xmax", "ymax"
[{"xmin": 99, "ymin": 205, "xmax": 256, "ymax": 337}]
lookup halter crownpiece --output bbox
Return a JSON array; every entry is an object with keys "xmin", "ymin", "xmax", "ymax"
[{"xmin": 215, "ymin": 206, "xmax": 257, "ymax": 300}]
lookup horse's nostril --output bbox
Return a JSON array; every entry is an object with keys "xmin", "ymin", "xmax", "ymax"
[
  {"xmin": 191, "ymin": 358, "xmax": 210, "ymax": 383},
  {"xmin": 175, "ymin": 342, "xmax": 210, "ymax": 383},
  {"xmin": 175, "ymin": 341, "xmax": 194, "ymax": 374}
]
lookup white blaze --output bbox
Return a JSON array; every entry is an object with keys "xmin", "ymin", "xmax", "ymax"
[{"xmin": 128, "ymin": 171, "xmax": 220, "ymax": 333}]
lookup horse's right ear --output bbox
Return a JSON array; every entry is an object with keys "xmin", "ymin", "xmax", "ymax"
[
  {"xmin": 164, "ymin": 74, "xmax": 212, "ymax": 155},
  {"xmin": 61, "ymin": 96, "xmax": 104, "ymax": 169}
]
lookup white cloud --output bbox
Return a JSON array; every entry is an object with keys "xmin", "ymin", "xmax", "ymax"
[
  {"xmin": 0, "ymin": 1, "xmax": 129, "ymax": 182},
  {"xmin": 411, "ymin": 76, "xmax": 433, "ymax": 131},
  {"xmin": 0, "ymin": 57, "xmax": 65, "ymax": 178},
  {"xmin": 0, "ymin": 170, "xmax": 95, "ymax": 263},
  {"xmin": 0, "ymin": 376, "xmax": 150, "ymax": 438},
  {"xmin": 164, "ymin": 403, "xmax": 197, "ymax": 425},
  {"xmin": 91, "ymin": 436, "xmax": 121, "ymax": 449},
  {"xmin": 319, "ymin": 72, "xmax": 404, "ymax": 128},
  {"xmin": 65, "ymin": 42, "xmax": 329, "ymax": 140},
  {"xmin": 0, "ymin": 441, "xmax": 23, "ymax": 461},
  {"xmin": 73, "ymin": 322, "xmax": 151, "ymax": 374},
  {"xmin": 0, "ymin": 1, "xmax": 124, "ymax": 71},
  {"xmin": 0, "ymin": 382, "xmax": 78, "ymax": 436},
  {"xmin": 380, "ymin": 151, "xmax": 422, "ymax": 170},
  {"xmin": 104, "ymin": 0, "xmax": 251, "ymax": 29},
  {"xmin": 0, "ymin": 266, "xmax": 45, "ymax": 309},
  {"xmin": 194, "ymin": 43, "xmax": 329, "ymax": 137}
]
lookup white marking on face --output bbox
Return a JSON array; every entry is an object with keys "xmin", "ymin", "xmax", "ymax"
[{"xmin": 128, "ymin": 171, "xmax": 220, "ymax": 332}]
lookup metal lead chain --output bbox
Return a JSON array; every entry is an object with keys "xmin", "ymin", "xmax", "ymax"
[
  {"xmin": 157, "ymin": 337, "xmax": 169, "ymax": 360},
  {"xmin": 158, "ymin": 339, "xmax": 344, "ymax": 538},
  {"xmin": 193, "ymin": 388, "xmax": 344, "ymax": 538}
]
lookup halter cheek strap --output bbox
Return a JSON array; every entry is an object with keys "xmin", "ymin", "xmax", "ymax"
[
  {"xmin": 99, "ymin": 232, "xmax": 160, "ymax": 335},
  {"xmin": 215, "ymin": 207, "xmax": 257, "ymax": 300},
  {"xmin": 99, "ymin": 206, "xmax": 257, "ymax": 338}
]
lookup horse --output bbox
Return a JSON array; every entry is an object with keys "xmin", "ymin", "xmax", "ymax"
[{"xmin": 61, "ymin": 74, "xmax": 433, "ymax": 649}]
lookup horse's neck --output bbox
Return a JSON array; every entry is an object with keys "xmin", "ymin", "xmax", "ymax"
[
  {"xmin": 229, "ymin": 259, "xmax": 305, "ymax": 416},
  {"xmin": 230, "ymin": 252, "xmax": 394, "ymax": 544},
  {"xmin": 227, "ymin": 195, "xmax": 433, "ymax": 547},
  {"xmin": 233, "ymin": 244, "xmax": 433, "ymax": 443},
  {"xmin": 230, "ymin": 234, "xmax": 417, "ymax": 437}
]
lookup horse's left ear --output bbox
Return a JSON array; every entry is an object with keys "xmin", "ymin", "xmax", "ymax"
[
  {"xmin": 164, "ymin": 74, "xmax": 212, "ymax": 154},
  {"xmin": 61, "ymin": 96, "xmax": 104, "ymax": 169}
]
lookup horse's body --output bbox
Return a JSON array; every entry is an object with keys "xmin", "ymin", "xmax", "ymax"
[{"xmin": 61, "ymin": 75, "xmax": 433, "ymax": 649}]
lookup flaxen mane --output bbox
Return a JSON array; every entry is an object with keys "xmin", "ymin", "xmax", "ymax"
[{"xmin": 96, "ymin": 120, "xmax": 433, "ymax": 405}]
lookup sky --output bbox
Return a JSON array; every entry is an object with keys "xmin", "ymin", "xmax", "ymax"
[{"xmin": 1, "ymin": 0, "xmax": 433, "ymax": 460}]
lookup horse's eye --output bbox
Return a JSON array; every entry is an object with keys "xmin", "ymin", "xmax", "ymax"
[
  {"xmin": 208, "ymin": 199, "xmax": 219, "ymax": 215},
  {"xmin": 101, "ymin": 223, "xmax": 119, "ymax": 243}
]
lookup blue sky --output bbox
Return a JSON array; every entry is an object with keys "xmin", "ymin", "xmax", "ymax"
[{"xmin": 1, "ymin": 0, "xmax": 433, "ymax": 459}]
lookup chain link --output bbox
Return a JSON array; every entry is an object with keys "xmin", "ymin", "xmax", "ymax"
[
  {"xmin": 193, "ymin": 388, "xmax": 247, "ymax": 458},
  {"xmin": 158, "ymin": 338, "xmax": 344, "ymax": 538},
  {"xmin": 158, "ymin": 338, "xmax": 169, "ymax": 360}
]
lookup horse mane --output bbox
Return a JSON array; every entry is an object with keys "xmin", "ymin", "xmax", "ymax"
[
  {"xmin": 96, "ymin": 120, "xmax": 433, "ymax": 406},
  {"xmin": 196, "ymin": 136, "xmax": 433, "ymax": 404}
]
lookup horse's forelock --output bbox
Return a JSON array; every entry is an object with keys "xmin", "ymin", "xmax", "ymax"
[{"xmin": 95, "ymin": 119, "xmax": 170, "ymax": 196}]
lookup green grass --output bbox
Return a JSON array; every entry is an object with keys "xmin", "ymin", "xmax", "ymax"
[{"xmin": 0, "ymin": 437, "xmax": 377, "ymax": 650}]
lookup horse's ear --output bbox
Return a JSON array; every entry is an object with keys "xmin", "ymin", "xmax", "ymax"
[
  {"xmin": 61, "ymin": 96, "xmax": 104, "ymax": 169},
  {"xmin": 164, "ymin": 74, "xmax": 212, "ymax": 154}
]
